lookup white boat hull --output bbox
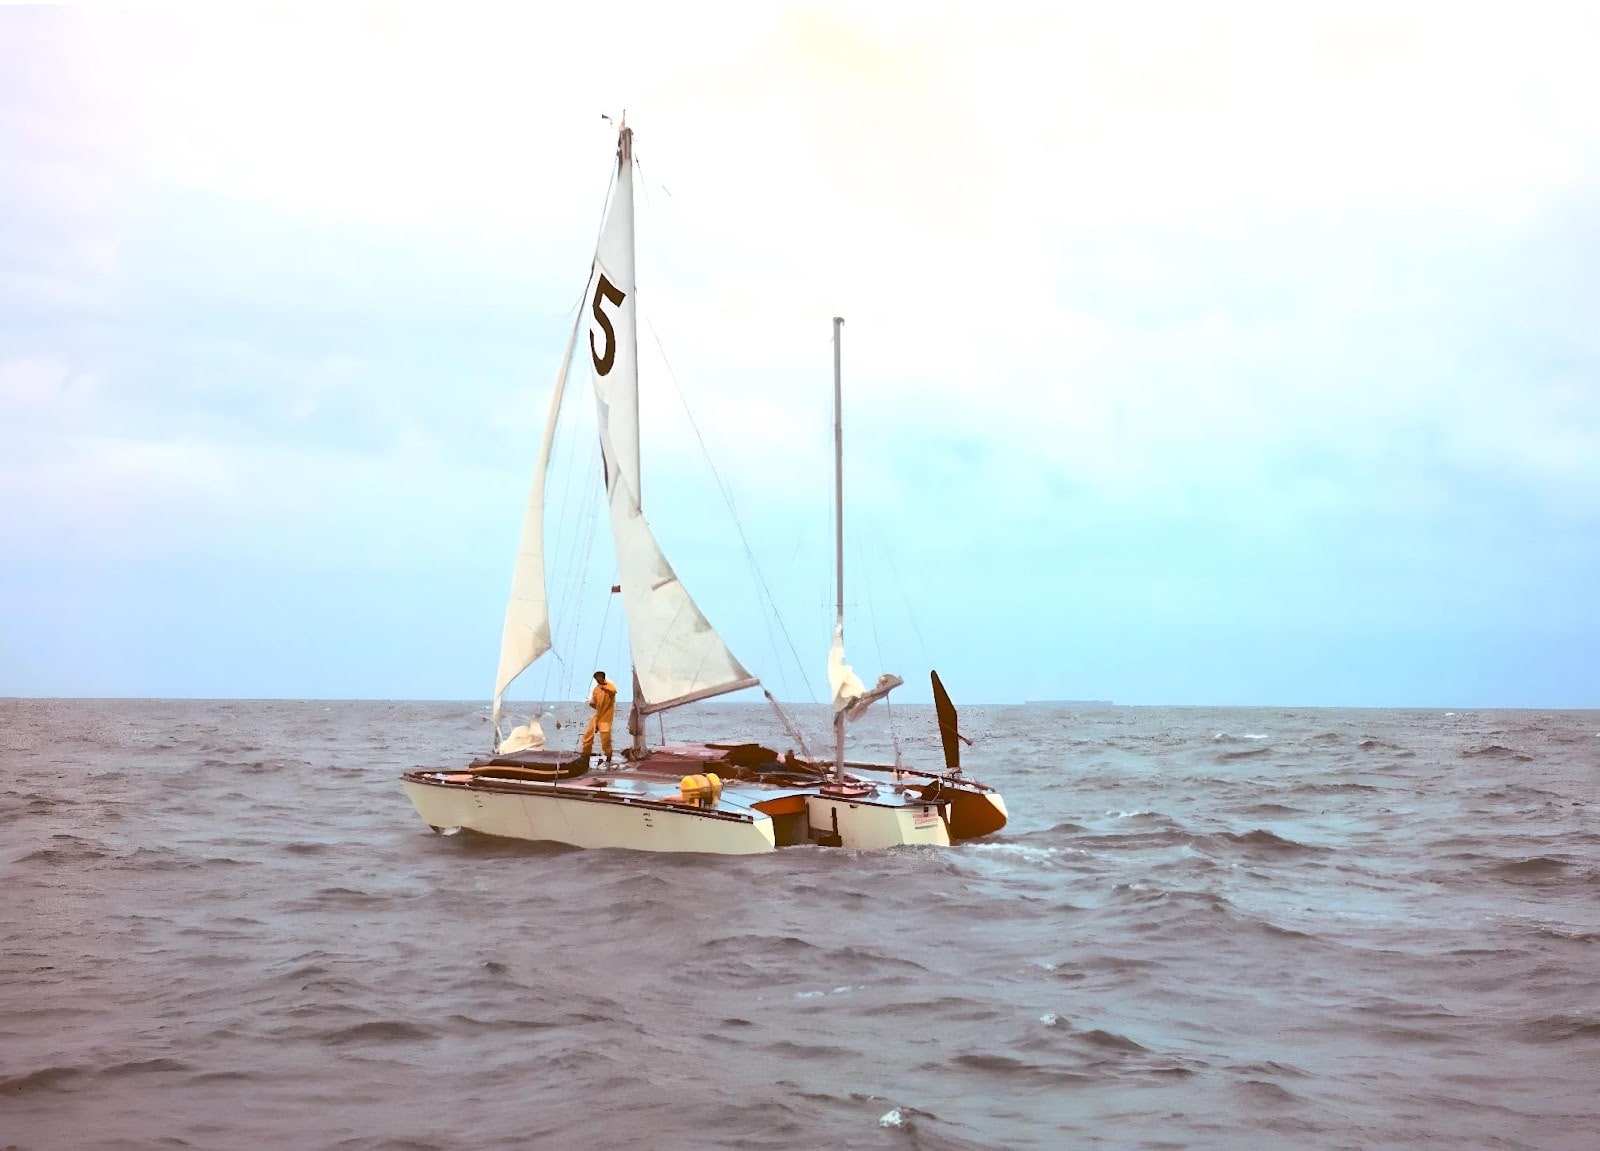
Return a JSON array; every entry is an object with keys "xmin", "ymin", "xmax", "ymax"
[
  {"xmin": 804, "ymin": 794, "xmax": 949, "ymax": 849},
  {"xmin": 402, "ymin": 777, "xmax": 779, "ymax": 855}
]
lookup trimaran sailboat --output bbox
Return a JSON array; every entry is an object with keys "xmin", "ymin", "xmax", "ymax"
[{"xmin": 401, "ymin": 121, "xmax": 1008, "ymax": 853}]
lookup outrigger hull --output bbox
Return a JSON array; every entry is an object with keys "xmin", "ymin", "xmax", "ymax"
[{"xmin": 402, "ymin": 774, "xmax": 781, "ymax": 854}]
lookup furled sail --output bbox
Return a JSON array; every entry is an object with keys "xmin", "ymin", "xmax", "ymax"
[
  {"xmin": 586, "ymin": 125, "xmax": 758, "ymax": 713},
  {"xmin": 827, "ymin": 622, "xmax": 902, "ymax": 721},
  {"xmin": 491, "ymin": 314, "xmax": 582, "ymax": 741}
]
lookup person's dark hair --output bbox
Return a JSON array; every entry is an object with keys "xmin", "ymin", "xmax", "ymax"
[{"xmin": 594, "ymin": 671, "xmax": 606, "ymax": 683}]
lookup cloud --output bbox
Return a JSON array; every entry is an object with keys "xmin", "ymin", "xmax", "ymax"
[{"xmin": 3, "ymin": 3, "xmax": 1598, "ymax": 702}]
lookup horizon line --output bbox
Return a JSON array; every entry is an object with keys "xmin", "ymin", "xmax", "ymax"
[{"xmin": 3, "ymin": 696, "xmax": 1595, "ymax": 711}]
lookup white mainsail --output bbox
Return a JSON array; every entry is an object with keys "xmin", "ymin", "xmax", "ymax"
[
  {"xmin": 585, "ymin": 124, "xmax": 757, "ymax": 713},
  {"xmin": 491, "ymin": 314, "xmax": 582, "ymax": 740},
  {"xmin": 590, "ymin": 131, "xmax": 641, "ymax": 506}
]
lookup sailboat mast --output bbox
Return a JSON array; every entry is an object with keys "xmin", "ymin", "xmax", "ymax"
[
  {"xmin": 832, "ymin": 316, "xmax": 846, "ymax": 781},
  {"xmin": 617, "ymin": 119, "xmax": 648, "ymax": 761}
]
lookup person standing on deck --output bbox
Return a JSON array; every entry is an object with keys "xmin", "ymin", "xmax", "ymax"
[{"xmin": 580, "ymin": 671, "xmax": 618, "ymax": 763}]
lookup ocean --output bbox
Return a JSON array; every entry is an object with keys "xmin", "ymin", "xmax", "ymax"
[{"xmin": 3, "ymin": 699, "xmax": 1597, "ymax": 1150}]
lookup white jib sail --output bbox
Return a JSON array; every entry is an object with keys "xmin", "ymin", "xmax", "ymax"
[
  {"xmin": 601, "ymin": 474, "xmax": 760, "ymax": 711},
  {"xmin": 491, "ymin": 313, "xmax": 582, "ymax": 740},
  {"xmin": 586, "ymin": 129, "xmax": 757, "ymax": 712}
]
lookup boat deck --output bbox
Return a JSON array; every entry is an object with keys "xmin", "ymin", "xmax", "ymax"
[
  {"xmin": 403, "ymin": 739, "xmax": 1007, "ymax": 845},
  {"xmin": 413, "ymin": 767, "xmax": 928, "ymax": 810}
]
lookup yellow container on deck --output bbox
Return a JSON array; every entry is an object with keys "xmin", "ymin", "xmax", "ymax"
[{"xmin": 679, "ymin": 772, "xmax": 723, "ymax": 807}]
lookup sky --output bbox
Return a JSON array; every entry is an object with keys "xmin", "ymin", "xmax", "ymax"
[{"xmin": 1, "ymin": 2, "xmax": 1597, "ymax": 707}]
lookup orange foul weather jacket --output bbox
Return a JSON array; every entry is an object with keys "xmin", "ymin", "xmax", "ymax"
[{"xmin": 590, "ymin": 680, "xmax": 618, "ymax": 727}]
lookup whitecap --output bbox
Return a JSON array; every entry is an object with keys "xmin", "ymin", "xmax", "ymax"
[
  {"xmin": 1039, "ymin": 1011, "xmax": 1060, "ymax": 1026},
  {"xmin": 965, "ymin": 843, "xmax": 1062, "ymax": 864},
  {"xmin": 878, "ymin": 1109, "xmax": 903, "ymax": 1128}
]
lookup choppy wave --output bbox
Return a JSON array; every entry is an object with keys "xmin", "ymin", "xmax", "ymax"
[
  {"xmin": 2, "ymin": 698, "xmax": 1597, "ymax": 1150},
  {"xmin": 1462, "ymin": 743, "xmax": 1536, "ymax": 761}
]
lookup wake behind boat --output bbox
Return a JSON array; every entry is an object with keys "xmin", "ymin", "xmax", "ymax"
[{"xmin": 400, "ymin": 120, "xmax": 1008, "ymax": 854}]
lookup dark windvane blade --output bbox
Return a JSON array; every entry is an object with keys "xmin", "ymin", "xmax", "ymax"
[{"xmin": 931, "ymin": 669, "xmax": 962, "ymax": 772}]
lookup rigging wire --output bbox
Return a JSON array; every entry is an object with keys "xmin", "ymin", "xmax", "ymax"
[
  {"xmin": 538, "ymin": 418, "xmax": 584, "ymax": 702},
  {"xmin": 644, "ymin": 316, "xmax": 820, "ymax": 705},
  {"xmin": 521, "ymin": 130, "xmax": 609, "ymax": 721},
  {"xmin": 534, "ymin": 127, "xmax": 633, "ymax": 728},
  {"xmin": 881, "ymin": 542, "xmax": 933, "ymax": 672},
  {"xmin": 498, "ymin": 300, "xmax": 583, "ymax": 732},
  {"xmin": 857, "ymin": 521, "xmax": 905, "ymax": 769},
  {"xmin": 541, "ymin": 413, "xmax": 606, "ymax": 729},
  {"xmin": 763, "ymin": 689, "xmax": 815, "ymax": 762},
  {"xmin": 503, "ymin": 130, "xmax": 638, "ymax": 734},
  {"xmin": 588, "ymin": 582, "xmax": 616, "ymax": 694},
  {"xmin": 630, "ymin": 170, "xmax": 818, "ymax": 706},
  {"xmin": 563, "ymin": 452, "xmax": 607, "ymax": 711},
  {"xmin": 535, "ymin": 318, "xmax": 584, "ymax": 711}
]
